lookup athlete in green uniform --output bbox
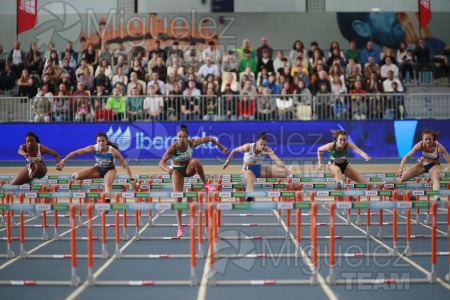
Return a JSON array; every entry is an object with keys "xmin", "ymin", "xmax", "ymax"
[
  {"xmin": 317, "ymin": 130, "xmax": 371, "ymax": 189},
  {"xmin": 159, "ymin": 124, "xmax": 228, "ymax": 238}
]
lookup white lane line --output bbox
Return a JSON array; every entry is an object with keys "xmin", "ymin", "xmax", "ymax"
[
  {"xmin": 332, "ymin": 206, "xmax": 450, "ymax": 291},
  {"xmin": 66, "ymin": 211, "xmax": 163, "ymax": 300}
]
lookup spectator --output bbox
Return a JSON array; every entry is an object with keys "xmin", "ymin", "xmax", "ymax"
[
  {"xmin": 95, "ymin": 58, "xmax": 113, "ymax": 80},
  {"xmin": 97, "ymin": 41, "xmax": 112, "ymax": 67},
  {"xmin": 364, "ymin": 72, "xmax": 384, "ymax": 119},
  {"xmin": 25, "ymin": 42, "xmax": 43, "ymax": 75},
  {"xmin": 45, "ymin": 49, "xmax": 60, "ymax": 70},
  {"xmin": 361, "ymin": 41, "xmax": 380, "ymax": 66},
  {"xmin": 413, "ymin": 38, "xmax": 435, "ymax": 82},
  {"xmin": 221, "ymin": 72, "xmax": 239, "ymax": 93},
  {"xmin": 107, "ymin": 87, "xmax": 126, "ymax": 120},
  {"xmin": 112, "ymin": 55, "xmax": 129, "ymax": 76},
  {"xmin": 184, "ymin": 80, "xmax": 201, "ymax": 97},
  {"xmin": 43, "ymin": 42, "xmax": 56, "ymax": 61},
  {"xmin": 180, "ymin": 87, "xmax": 200, "ymax": 121},
  {"xmin": 52, "ymin": 90, "xmax": 70, "ymax": 122},
  {"xmin": 165, "ymin": 41, "xmax": 184, "ymax": 62},
  {"xmin": 221, "ymin": 86, "xmax": 238, "ymax": 120},
  {"xmin": 275, "ymin": 88, "xmax": 295, "ymax": 120},
  {"xmin": 127, "ymin": 72, "xmax": 146, "ymax": 96},
  {"xmin": 61, "ymin": 57, "xmax": 77, "ymax": 84},
  {"xmin": 202, "ymin": 40, "xmax": 222, "ymax": 66},
  {"xmin": 0, "ymin": 64, "xmax": 17, "ymax": 95},
  {"xmin": 262, "ymin": 73, "xmax": 279, "ymax": 95},
  {"xmin": 350, "ymin": 80, "xmax": 367, "ymax": 120},
  {"xmin": 74, "ymin": 97, "xmax": 93, "ymax": 122},
  {"xmin": 315, "ymin": 82, "xmax": 332, "ymax": 119},
  {"xmin": 256, "ymin": 67, "xmax": 270, "ymax": 87},
  {"xmin": 327, "ymin": 47, "xmax": 346, "ymax": 69},
  {"xmin": 94, "ymin": 66, "xmax": 112, "ymax": 93},
  {"xmin": 380, "ymin": 47, "xmax": 397, "ymax": 66},
  {"xmin": 17, "ymin": 69, "xmax": 36, "ymax": 99},
  {"xmin": 235, "ymin": 38, "xmax": 255, "ymax": 60},
  {"xmin": 94, "ymin": 99, "xmax": 115, "ymax": 121},
  {"xmin": 198, "ymin": 57, "xmax": 220, "ymax": 83},
  {"xmin": 307, "ymin": 41, "xmax": 325, "ymax": 61},
  {"xmin": 273, "ymin": 51, "xmax": 290, "ymax": 74},
  {"xmin": 237, "ymin": 92, "xmax": 255, "ymax": 120},
  {"xmin": 363, "ymin": 55, "xmax": 381, "ymax": 79},
  {"xmin": 78, "ymin": 67, "xmax": 95, "ymax": 92},
  {"xmin": 202, "ymin": 88, "xmax": 219, "ymax": 121},
  {"xmin": 165, "ymin": 83, "xmax": 182, "ymax": 121},
  {"xmin": 111, "ymin": 65, "xmax": 128, "ymax": 94},
  {"xmin": 33, "ymin": 85, "xmax": 53, "ymax": 123},
  {"xmin": 127, "ymin": 86, "xmax": 145, "ymax": 122},
  {"xmin": 128, "ymin": 57, "xmax": 146, "ymax": 82},
  {"xmin": 151, "ymin": 57, "xmax": 167, "ymax": 83},
  {"xmin": 399, "ymin": 49, "xmax": 415, "ymax": 83},
  {"xmin": 112, "ymin": 41, "xmax": 128, "ymax": 66},
  {"xmin": 257, "ymin": 87, "xmax": 276, "ymax": 121},
  {"xmin": 256, "ymin": 37, "xmax": 274, "ymax": 60},
  {"xmin": 221, "ymin": 50, "xmax": 238, "ymax": 74},
  {"xmin": 380, "ymin": 56, "xmax": 399, "ymax": 80},
  {"xmin": 332, "ymin": 95, "xmax": 349, "ymax": 120},
  {"xmin": 202, "ymin": 74, "xmax": 219, "ymax": 95},
  {"xmin": 60, "ymin": 41, "xmax": 78, "ymax": 63},
  {"xmin": 82, "ymin": 43, "xmax": 98, "ymax": 70},
  {"xmin": 238, "ymin": 49, "xmax": 257, "ymax": 73},
  {"xmin": 76, "ymin": 58, "xmax": 93, "ymax": 79},
  {"xmin": 148, "ymin": 40, "xmax": 166, "ymax": 62},
  {"xmin": 147, "ymin": 72, "xmax": 166, "ymax": 95},
  {"xmin": 309, "ymin": 49, "xmax": 325, "ymax": 75},
  {"xmin": 383, "ymin": 70, "xmax": 404, "ymax": 93},
  {"xmin": 7, "ymin": 40, "xmax": 26, "ymax": 76},
  {"xmin": 166, "ymin": 59, "xmax": 184, "ymax": 78},
  {"xmin": 344, "ymin": 40, "xmax": 361, "ymax": 64},
  {"xmin": 256, "ymin": 48, "xmax": 274, "ymax": 76}
]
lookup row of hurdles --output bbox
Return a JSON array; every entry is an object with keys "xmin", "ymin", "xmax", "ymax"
[{"xmin": 0, "ymin": 189, "xmax": 449, "ymax": 287}]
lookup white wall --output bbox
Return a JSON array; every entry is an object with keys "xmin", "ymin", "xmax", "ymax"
[
  {"xmin": 326, "ymin": 0, "xmax": 450, "ymax": 12},
  {"xmin": 0, "ymin": 0, "xmax": 118, "ymax": 15},
  {"xmin": 138, "ymin": 0, "xmax": 211, "ymax": 13},
  {"xmin": 235, "ymin": 0, "xmax": 306, "ymax": 12}
]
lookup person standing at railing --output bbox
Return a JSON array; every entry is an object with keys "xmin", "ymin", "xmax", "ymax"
[
  {"xmin": 107, "ymin": 86, "xmax": 126, "ymax": 121},
  {"xmin": 159, "ymin": 124, "xmax": 228, "ymax": 238},
  {"xmin": 223, "ymin": 131, "xmax": 289, "ymax": 202},
  {"xmin": 33, "ymin": 84, "xmax": 53, "ymax": 123},
  {"xmin": 317, "ymin": 130, "xmax": 371, "ymax": 190},
  {"xmin": 396, "ymin": 129, "xmax": 450, "ymax": 201},
  {"xmin": 11, "ymin": 132, "xmax": 61, "ymax": 185},
  {"xmin": 58, "ymin": 132, "xmax": 136, "ymax": 207}
]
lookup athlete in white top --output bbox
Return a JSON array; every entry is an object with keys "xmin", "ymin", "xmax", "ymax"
[
  {"xmin": 223, "ymin": 131, "xmax": 289, "ymax": 202},
  {"xmin": 397, "ymin": 128, "xmax": 450, "ymax": 200},
  {"xmin": 11, "ymin": 132, "xmax": 62, "ymax": 185}
]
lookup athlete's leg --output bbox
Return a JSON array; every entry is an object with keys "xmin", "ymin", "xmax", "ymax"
[
  {"xmin": 10, "ymin": 167, "xmax": 30, "ymax": 185},
  {"xmin": 172, "ymin": 169, "xmax": 185, "ymax": 235},
  {"xmin": 72, "ymin": 166, "xmax": 102, "ymax": 180},
  {"xmin": 328, "ymin": 164, "xmax": 344, "ymax": 188},
  {"xmin": 103, "ymin": 169, "xmax": 117, "ymax": 200},
  {"xmin": 185, "ymin": 158, "xmax": 214, "ymax": 190},
  {"xmin": 343, "ymin": 164, "xmax": 367, "ymax": 183},
  {"xmin": 399, "ymin": 163, "xmax": 425, "ymax": 182},
  {"xmin": 33, "ymin": 162, "xmax": 48, "ymax": 179},
  {"xmin": 427, "ymin": 164, "xmax": 441, "ymax": 195},
  {"xmin": 242, "ymin": 170, "xmax": 256, "ymax": 202},
  {"xmin": 260, "ymin": 166, "xmax": 289, "ymax": 178}
]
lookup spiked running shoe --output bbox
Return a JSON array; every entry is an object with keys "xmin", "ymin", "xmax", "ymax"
[
  {"xmin": 204, "ymin": 184, "xmax": 216, "ymax": 191},
  {"xmin": 246, "ymin": 197, "xmax": 255, "ymax": 202},
  {"xmin": 336, "ymin": 181, "xmax": 344, "ymax": 190},
  {"xmin": 177, "ymin": 226, "xmax": 184, "ymax": 238}
]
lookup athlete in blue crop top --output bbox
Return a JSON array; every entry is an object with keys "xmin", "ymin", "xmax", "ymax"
[
  {"xmin": 397, "ymin": 129, "xmax": 450, "ymax": 201},
  {"xmin": 11, "ymin": 132, "xmax": 62, "ymax": 185},
  {"xmin": 223, "ymin": 131, "xmax": 289, "ymax": 202},
  {"xmin": 317, "ymin": 130, "xmax": 371, "ymax": 190},
  {"xmin": 159, "ymin": 124, "xmax": 228, "ymax": 238},
  {"xmin": 58, "ymin": 132, "xmax": 135, "ymax": 205}
]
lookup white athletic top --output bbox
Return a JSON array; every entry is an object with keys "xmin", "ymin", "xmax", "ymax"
[
  {"xmin": 422, "ymin": 141, "xmax": 439, "ymax": 160},
  {"xmin": 27, "ymin": 144, "xmax": 43, "ymax": 162},
  {"xmin": 243, "ymin": 143, "xmax": 267, "ymax": 165}
]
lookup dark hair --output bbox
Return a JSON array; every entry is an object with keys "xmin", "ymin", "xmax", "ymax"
[
  {"xmin": 95, "ymin": 132, "xmax": 118, "ymax": 149},
  {"xmin": 421, "ymin": 129, "xmax": 439, "ymax": 140},
  {"xmin": 292, "ymin": 40, "xmax": 304, "ymax": 50},
  {"xmin": 178, "ymin": 124, "xmax": 188, "ymax": 135},
  {"xmin": 257, "ymin": 131, "xmax": 267, "ymax": 141},
  {"xmin": 25, "ymin": 132, "xmax": 40, "ymax": 143},
  {"xmin": 331, "ymin": 130, "xmax": 348, "ymax": 140}
]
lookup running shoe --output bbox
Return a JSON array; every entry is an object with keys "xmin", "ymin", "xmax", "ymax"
[
  {"xmin": 336, "ymin": 181, "xmax": 344, "ymax": 190},
  {"xmin": 177, "ymin": 226, "xmax": 184, "ymax": 238},
  {"xmin": 246, "ymin": 197, "xmax": 255, "ymax": 202},
  {"xmin": 204, "ymin": 184, "xmax": 216, "ymax": 191},
  {"xmin": 28, "ymin": 162, "xmax": 36, "ymax": 179},
  {"xmin": 433, "ymin": 195, "xmax": 441, "ymax": 202}
]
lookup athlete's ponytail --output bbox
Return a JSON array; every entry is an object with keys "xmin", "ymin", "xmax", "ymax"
[
  {"xmin": 257, "ymin": 131, "xmax": 267, "ymax": 141},
  {"xmin": 178, "ymin": 124, "xmax": 188, "ymax": 135},
  {"xmin": 25, "ymin": 132, "xmax": 40, "ymax": 143},
  {"xmin": 330, "ymin": 130, "xmax": 348, "ymax": 140}
]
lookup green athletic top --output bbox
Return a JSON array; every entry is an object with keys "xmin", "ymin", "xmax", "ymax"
[
  {"xmin": 329, "ymin": 142, "xmax": 348, "ymax": 163},
  {"xmin": 172, "ymin": 141, "xmax": 193, "ymax": 163}
]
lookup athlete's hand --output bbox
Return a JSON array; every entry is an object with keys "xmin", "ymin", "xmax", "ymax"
[
  {"xmin": 396, "ymin": 170, "xmax": 403, "ymax": 178},
  {"xmin": 317, "ymin": 162, "xmax": 324, "ymax": 172},
  {"xmin": 365, "ymin": 156, "xmax": 371, "ymax": 162},
  {"xmin": 129, "ymin": 179, "xmax": 136, "ymax": 188},
  {"xmin": 222, "ymin": 147, "xmax": 229, "ymax": 155},
  {"xmin": 222, "ymin": 161, "xmax": 229, "ymax": 169}
]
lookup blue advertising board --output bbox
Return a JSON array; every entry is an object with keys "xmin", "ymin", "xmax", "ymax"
[{"xmin": 0, "ymin": 121, "xmax": 449, "ymax": 161}]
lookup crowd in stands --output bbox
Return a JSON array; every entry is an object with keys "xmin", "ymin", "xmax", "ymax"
[{"xmin": 0, "ymin": 37, "xmax": 448, "ymax": 122}]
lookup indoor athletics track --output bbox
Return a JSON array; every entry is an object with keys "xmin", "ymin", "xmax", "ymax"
[{"xmin": 0, "ymin": 164, "xmax": 449, "ymax": 300}]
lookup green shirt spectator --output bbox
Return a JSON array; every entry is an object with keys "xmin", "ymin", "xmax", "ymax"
[{"xmin": 107, "ymin": 87, "xmax": 126, "ymax": 120}]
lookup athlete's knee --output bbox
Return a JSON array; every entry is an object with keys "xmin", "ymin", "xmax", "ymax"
[
  {"xmin": 190, "ymin": 158, "xmax": 201, "ymax": 167},
  {"xmin": 71, "ymin": 173, "xmax": 79, "ymax": 180}
]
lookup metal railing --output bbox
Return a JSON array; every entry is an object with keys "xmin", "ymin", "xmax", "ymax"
[{"xmin": 1, "ymin": 93, "xmax": 450, "ymax": 123}]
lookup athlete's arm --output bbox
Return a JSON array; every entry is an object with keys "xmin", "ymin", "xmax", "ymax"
[
  {"xmin": 58, "ymin": 145, "xmax": 95, "ymax": 169},
  {"xmin": 190, "ymin": 136, "xmax": 228, "ymax": 154},
  {"xmin": 223, "ymin": 143, "xmax": 250, "ymax": 169},
  {"xmin": 112, "ymin": 148, "xmax": 134, "ymax": 182},
  {"xmin": 347, "ymin": 142, "xmax": 371, "ymax": 161},
  {"xmin": 266, "ymin": 147, "xmax": 285, "ymax": 168},
  {"xmin": 159, "ymin": 144, "xmax": 176, "ymax": 174},
  {"xmin": 438, "ymin": 144, "xmax": 450, "ymax": 164},
  {"xmin": 397, "ymin": 142, "xmax": 422, "ymax": 176},
  {"xmin": 41, "ymin": 145, "xmax": 62, "ymax": 164}
]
